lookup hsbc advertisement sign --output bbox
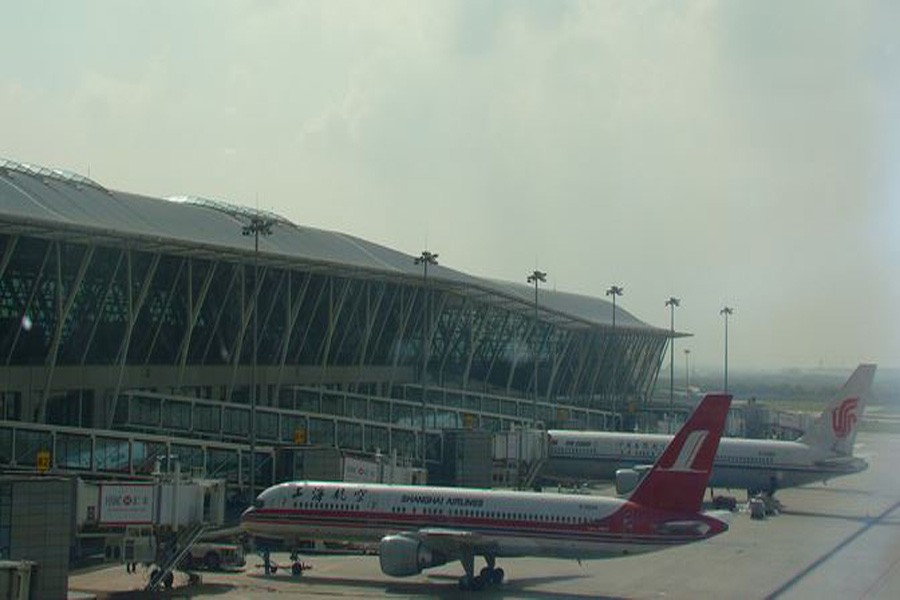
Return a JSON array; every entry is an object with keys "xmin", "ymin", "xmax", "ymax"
[
  {"xmin": 99, "ymin": 484, "xmax": 155, "ymax": 525},
  {"xmin": 343, "ymin": 457, "xmax": 379, "ymax": 483}
]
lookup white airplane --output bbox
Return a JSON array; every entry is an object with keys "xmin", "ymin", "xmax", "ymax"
[
  {"xmin": 545, "ymin": 364, "xmax": 876, "ymax": 496},
  {"xmin": 241, "ymin": 394, "xmax": 732, "ymax": 590}
]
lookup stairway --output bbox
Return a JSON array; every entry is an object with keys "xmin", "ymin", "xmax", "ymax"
[
  {"xmin": 522, "ymin": 458, "xmax": 547, "ymax": 489},
  {"xmin": 145, "ymin": 522, "xmax": 206, "ymax": 592}
]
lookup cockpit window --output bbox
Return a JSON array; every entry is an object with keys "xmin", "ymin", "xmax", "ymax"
[{"xmin": 253, "ymin": 499, "xmax": 264, "ymax": 509}]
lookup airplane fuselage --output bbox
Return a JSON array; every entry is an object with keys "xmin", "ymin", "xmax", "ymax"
[
  {"xmin": 241, "ymin": 481, "xmax": 727, "ymax": 560},
  {"xmin": 545, "ymin": 432, "xmax": 868, "ymax": 492}
]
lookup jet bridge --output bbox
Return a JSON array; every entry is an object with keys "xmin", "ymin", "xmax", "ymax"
[
  {"xmin": 492, "ymin": 428, "xmax": 548, "ymax": 489},
  {"xmin": 75, "ymin": 463, "xmax": 230, "ymax": 590}
]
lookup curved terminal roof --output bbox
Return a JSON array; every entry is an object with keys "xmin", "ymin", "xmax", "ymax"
[{"xmin": 0, "ymin": 157, "xmax": 677, "ymax": 336}]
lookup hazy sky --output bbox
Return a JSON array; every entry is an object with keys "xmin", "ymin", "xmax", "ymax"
[{"xmin": 1, "ymin": 1, "xmax": 898, "ymax": 371}]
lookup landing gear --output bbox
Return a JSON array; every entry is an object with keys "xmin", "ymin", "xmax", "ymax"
[
  {"xmin": 457, "ymin": 552, "xmax": 504, "ymax": 591},
  {"xmin": 458, "ymin": 550, "xmax": 478, "ymax": 591},
  {"xmin": 481, "ymin": 554, "xmax": 505, "ymax": 585},
  {"xmin": 458, "ymin": 574, "xmax": 485, "ymax": 591},
  {"xmin": 288, "ymin": 549, "xmax": 310, "ymax": 577},
  {"xmin": 480, "ymin": 566, "xmax": 505, "ymax": 585}
]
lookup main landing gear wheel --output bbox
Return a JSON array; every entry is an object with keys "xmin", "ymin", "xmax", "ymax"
[
  {"xmin": 204, "ymin": 551, "xmax": 221, "ymax": 571},
  {"xmin": 458, "ymin": 574, "xmax": 485, "ymax": 591},
  {"xmin": 291, "ymin": 562, "xmax": 303, "ymax": 576},
  {"xmin": 459, "ymin": 567, "xmax": 504, "ymax": 590},
  {"xmin": 458, "ymin": 551, "xmax": 505, "ymax": 591},
  {"xmin": 480, "ymin": 566, "xmax": 505, "ymax": 585}
]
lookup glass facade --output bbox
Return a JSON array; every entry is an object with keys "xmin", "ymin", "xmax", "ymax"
[
  {"xmin": 95, "ymin": 437, "xmax": 130, "ymax": 473},
  {"xmin": 56, "ymin": 433, "xmax": 91, "ymax": 470},
  {"xmin": 0, "ymin": 231, "xmax": 665, "ymax": 411},
  {"xmin": 13, "ymin": 430, "xmax": 51, "ymax": 470},
  {"xmin": 1, "ymin": 421, "xmax": 257, "ymax": 486}
]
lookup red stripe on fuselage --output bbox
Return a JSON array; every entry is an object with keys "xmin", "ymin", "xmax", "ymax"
[{"xmin": 244, "ymin": 507, "xmax": 711, "ymax": 545}]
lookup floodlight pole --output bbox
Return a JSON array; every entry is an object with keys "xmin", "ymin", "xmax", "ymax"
[
  {"xmin": 684, "ymin": 348, "xmax": 691, "ymax": 402},
  {"xmin": 414, "ymin": 250, "xmax": 438, "ymax": 470},
  {"xmin": 606, "ymin": 285, "xmax": 623, "ymax": 430},
  {"xmin": 527, "ymin": 270, "xmax": 547, "ymax": 427},
  {"xmin": 720, "ymin": 306, "xmax": 734, "ymax": 393},
  {"xmin": 242, "ymin": 215, "xmax": 274, "ymax": 500},
  {"xmin": 665, "ymin": 297, "xmax": 680, "ymax": 433}
]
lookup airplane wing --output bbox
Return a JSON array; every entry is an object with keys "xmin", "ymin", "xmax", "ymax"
[
  {"xmin": 405, "ymin": 528, "xmax": 497, "ymax": 558},
  {"xmin": 813, "ymin": 455, "xmax": 868, "ymax": 470}
]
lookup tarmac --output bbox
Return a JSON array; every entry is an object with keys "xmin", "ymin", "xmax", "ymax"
[{"xmin": 68, "ymin": 431, "xmax": 900, "ymax": 599}]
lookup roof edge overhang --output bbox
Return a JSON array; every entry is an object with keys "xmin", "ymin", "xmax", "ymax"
[{"xmin": 0, "ymin": 198, "xmax": 675, "ymax": 339}]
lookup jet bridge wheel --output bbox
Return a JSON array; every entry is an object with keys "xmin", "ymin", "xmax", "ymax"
[
  {"xmin": 203, "ymin": 551, "xmax": 221, "ymax": 571},
  {"xmin": 149, "ymin": 568, "xmax": 175, "ymax": 589}
]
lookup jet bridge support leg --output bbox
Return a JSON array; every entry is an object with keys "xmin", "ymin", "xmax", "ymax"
[
  {"xmin": 262, "ymin": 549, "xmax": 272, "ymax": 575},
  {"xmin": 144, "ymin": 523, "xmax": 206, "ymax": 592}
]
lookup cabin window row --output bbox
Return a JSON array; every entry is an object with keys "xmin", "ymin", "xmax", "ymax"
[
  {"xmin": 724, "ymin": 456, "xmax": 774, "ymax": 465},
  {"xmin": 282, "ymin": 497, "xmax": 592, "ymax": 525},
  {"xmin": 387, "ymin": 505, "xmax": 590, "ymax": 524},
  {"xmin": 289, "ymin": 501, "xmax": 363, "ymax": 511}
]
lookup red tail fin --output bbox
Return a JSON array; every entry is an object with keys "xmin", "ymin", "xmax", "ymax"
[{"xmin": 628, "ymin": 394, "xmax": 731, "ymax": 512}]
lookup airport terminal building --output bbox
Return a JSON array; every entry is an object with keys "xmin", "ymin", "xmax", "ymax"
[{"xmin": 0, "ymin": 158, "xmax": 674, "ymax": 501}]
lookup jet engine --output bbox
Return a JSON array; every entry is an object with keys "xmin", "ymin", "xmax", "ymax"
[
  {"xmin": 615, "ymin": 464, "xmax": 652, "ymax": 495},
  {"xmin": 378, "ymin": 534, "xmax": 448, "ymax": 577},
  {"xmin": 615, "ymin": 468, "xmax": 640, "ymax": 495}
]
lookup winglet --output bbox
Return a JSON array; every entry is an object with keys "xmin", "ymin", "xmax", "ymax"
[
  {"xmin": 628, "ymin": 393, "xmax": 731, "ymax": 512},
  {"xmin": 798, "ymin": 364, "xmax": 876, "ymax": 455}
]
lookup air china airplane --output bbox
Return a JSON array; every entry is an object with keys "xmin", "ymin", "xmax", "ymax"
[
  {"xmin": 241, "ymin": 394, "xmax": 731, "ymax": 591},
  {"xmin": 545, "ymin": 364, "xmax": 876, "ymax": 496}
]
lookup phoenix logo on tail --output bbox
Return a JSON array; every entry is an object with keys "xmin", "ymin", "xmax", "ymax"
[
  {"xmin": 668, "ymin": 431, "xmax": 709, "ymax": 472},
  {"xmin": 831, "ymin": 397, "xmax": 858, "ymax": 439}
]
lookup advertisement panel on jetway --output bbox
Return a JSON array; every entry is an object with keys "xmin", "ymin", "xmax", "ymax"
[
  {"xmin": 98, "ymin": 484, "xmax": 155, "ymax": 524},
  {"xmin": 343, "ymin": 456, "xmax": 379, "ymax": 482}
]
